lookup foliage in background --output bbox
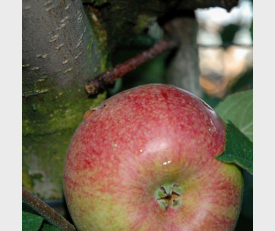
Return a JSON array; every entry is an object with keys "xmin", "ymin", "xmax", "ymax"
[{"xmin": 215, "ymin": 90, "xmax": 253, "ymax": 141}]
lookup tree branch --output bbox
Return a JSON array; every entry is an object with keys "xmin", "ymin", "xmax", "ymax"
[
  {"xmin": 85, "ymin": 40, "xmax": 177, "ymax": 95},
  {"xmin": 22, "ymin": 187, "xmax": 76, "ymax": 231}
]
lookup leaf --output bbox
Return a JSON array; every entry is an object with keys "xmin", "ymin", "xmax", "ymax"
[
  {"xmin": 41, "ymin": 223, "xmax": 61, "ymax": 231},
  {"xmin": 22, "ymin": 211, "xmax": 43, "ymax": 231},
  {"xmin": 216, "ymin": 121, "xmax": 253, "ymax": 174},
  {"xmin": 215, "ymin": 90, "xmax": 253, "ymax": 141}
]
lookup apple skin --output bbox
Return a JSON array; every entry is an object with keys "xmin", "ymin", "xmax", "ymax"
[{"xmin": 63, "ymin": 84, "xmax": 243, "ymax": 231}]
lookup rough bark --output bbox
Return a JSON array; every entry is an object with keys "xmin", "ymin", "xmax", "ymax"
[{"xmin": 22, "ymin": 0, "xmax": 107, "ymax": 199}]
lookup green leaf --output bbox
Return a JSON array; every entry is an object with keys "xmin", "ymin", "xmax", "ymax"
[
  {"xmin": 215, "ymin": 90, "xmax": 253, "ymax": 141},
  {"xmin": 22, "ymin": 211, "xmax": 43, "ymax": 231},
  {"xmin": 41, "ymin": 223, "xmax": 61, "ymax": 231},
  {"xmin": 216, "ymin": 122, "xmax": 253, "ymax": 174}
]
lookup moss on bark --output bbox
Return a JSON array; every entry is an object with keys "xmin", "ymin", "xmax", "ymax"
[{"xmin": 22, "ymin": 0, "xmax": 107, "ymax": 199}]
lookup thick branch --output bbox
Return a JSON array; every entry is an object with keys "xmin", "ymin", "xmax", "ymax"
[
  {"xmin": 85, "ymin": 40, "xmax": 177, "ymax": 95},
  {"xmin": 22, "ymin": 187, "xmax": 76, "ymax": 231}
]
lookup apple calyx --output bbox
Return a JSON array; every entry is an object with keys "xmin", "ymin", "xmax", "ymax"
[{"xmin": 155, "ymin": 183, "xmax": 184, "ymax": 210}]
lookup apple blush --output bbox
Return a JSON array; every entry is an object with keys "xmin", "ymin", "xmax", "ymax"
[{"xmin": 63, "ymin": 84, "xmax": 243, "ymax": 231}]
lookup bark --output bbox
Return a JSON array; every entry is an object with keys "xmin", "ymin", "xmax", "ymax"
[{"xmin": 22, "ymin": 0, "xmax": 107, "ymax": 199}]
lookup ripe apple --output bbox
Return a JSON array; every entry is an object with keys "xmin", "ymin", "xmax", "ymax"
[{"xmin": 63, "ymin": 84, "xmax": 243, "ymax": 231}]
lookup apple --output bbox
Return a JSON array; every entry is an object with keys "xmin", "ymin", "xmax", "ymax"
[{"xmin": 63, "ymin": 84, "xmax": 243, "ymax": 231}]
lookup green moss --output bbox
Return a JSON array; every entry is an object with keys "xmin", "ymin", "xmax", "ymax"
[
  {"xmin": 23, "ymin": 129, "xmax": 76, "ymax": 199},
  {"xmin": 22, "ymin": 86, "xmax": 106, "ymax": 136},
  {"xmin": 23, "ymin": 81, "xmax": 106, "ymax": 199},
  {"xmin": 22, "ymin": 166, "xmax": 33, "ymax": 191},
  {"xmin": 84, "ymin": 7, "xmax": 109, "ymax": 73}
]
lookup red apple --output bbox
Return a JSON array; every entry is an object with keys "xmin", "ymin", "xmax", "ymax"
[{"xmin": 63, "ymin": 84, "xmax": 243, "ymax": 231}]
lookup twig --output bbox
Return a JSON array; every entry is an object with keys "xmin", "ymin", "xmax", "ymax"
[
  {"xmin": 22, "ymin": 187, "xmax": 76, "ymax": 231},
  {"xmin": 85, "ymin": 40, "xmax": 177, "ymax": 95}
]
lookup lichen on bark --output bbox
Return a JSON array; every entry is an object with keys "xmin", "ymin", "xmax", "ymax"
[{"xmin": 22, "ymin": 0, "xmax": 107, "ymax": 199}]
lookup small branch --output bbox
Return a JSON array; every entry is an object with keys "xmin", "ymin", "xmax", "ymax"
[
  {"xmin": 22, "ymin": 187, "xmax": 76, "ymax": 231},
  {"xmin": 85, "ymin": 40, "xmax": 177, "ymax": 95}
]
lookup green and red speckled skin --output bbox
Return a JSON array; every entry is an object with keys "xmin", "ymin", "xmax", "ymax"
[{"xmin": 63, "ymin": 84, "xmax": 243, "ymax": 231}]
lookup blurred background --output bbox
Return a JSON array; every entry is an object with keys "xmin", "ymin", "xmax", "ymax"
[{"xmin": 110, "ymin": 0, "xmax": 253, "ymax": 102}]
